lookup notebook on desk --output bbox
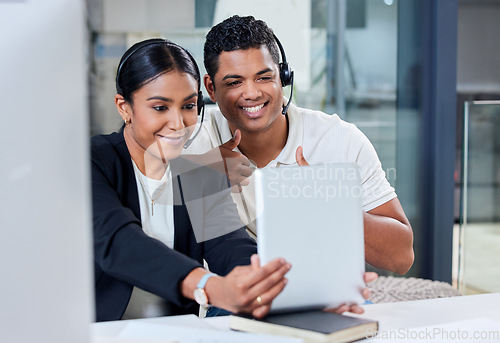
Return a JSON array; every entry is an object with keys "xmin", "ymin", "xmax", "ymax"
[{"xmin": 254, "ymin": 163, "xmax": 366, "ymax": 312}]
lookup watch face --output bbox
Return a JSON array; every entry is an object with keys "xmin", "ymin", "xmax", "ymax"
[{"xmin": 194, "ymin": 288, "xmax": 208, "ymax": 306}]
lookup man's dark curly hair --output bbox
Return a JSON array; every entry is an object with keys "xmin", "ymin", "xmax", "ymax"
[{"xmin": 204, "ymin": 15, "xmax": 280, "ymax": 81}]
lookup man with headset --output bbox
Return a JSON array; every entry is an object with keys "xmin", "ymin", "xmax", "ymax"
[{"xmin": 185, "ymin": 15, "xmax": 414, "ymax": 275}]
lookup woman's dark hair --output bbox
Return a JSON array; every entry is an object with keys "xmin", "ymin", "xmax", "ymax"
[
  {"xmin": 116, "ymin": 38, "xmax": 200, "ymax": 103},
  {"xmin": 204, "ymin": 15, "xmax": 280, "ymax": 81}
]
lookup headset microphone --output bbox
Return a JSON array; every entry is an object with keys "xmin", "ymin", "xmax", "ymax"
[{"xmin": 282, "ymin": 71, "xmax": 294, "ymax": 115}]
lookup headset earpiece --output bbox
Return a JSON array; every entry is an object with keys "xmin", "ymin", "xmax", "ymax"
[
  {"xmin": 279, "ymin": 61, "xmax": 292, "ymax": 87},
  {"xmin": 273, "ymin": 34, "xmax": 294, "ymax": 114},
  {"xmin": 273, "ymin": 34, "xmax": 294, "ymax": 87},
  {"xmin": 184, "ymin": 90, "xmax": 205, "ymax": 149},
  {"xmin": 197, "ymin": 91, "xmax": 204, "ymax": 116}
]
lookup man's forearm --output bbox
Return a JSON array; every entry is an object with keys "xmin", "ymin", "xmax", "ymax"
[{"xmin": 363, "ymin": 199, "xmax": 414, "ymax": 275}]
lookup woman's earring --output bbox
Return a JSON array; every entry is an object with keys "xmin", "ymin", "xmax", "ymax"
[{"xmin": 124, "ymin": 118, "xmax": 131, "ymax": 125}]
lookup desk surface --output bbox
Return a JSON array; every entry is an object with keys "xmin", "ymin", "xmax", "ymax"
[
  {"xmin": 350, "ymin": 292, "xmax": 500, "ymax": 330},
  {"xmin": 91, "ymin": 293, "xmax": 500, "ymax": 342}
]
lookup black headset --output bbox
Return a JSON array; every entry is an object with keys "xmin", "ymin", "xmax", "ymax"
[
  {"xmin": 274, "ymin": 34, "xmax": 294, "ymax": 115},
  {"xmin": 115, "ymin": 38, "xmax": 205, "ymax": 149}
]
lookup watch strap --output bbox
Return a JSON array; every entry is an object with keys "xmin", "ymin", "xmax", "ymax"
[{"xmin": 197, "ymin": 272, "xmax": 216, "ymax": 290}]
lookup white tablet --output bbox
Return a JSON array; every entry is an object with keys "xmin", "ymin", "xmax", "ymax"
[{"xmin": 255, "ymin": 163, "xmax": 366, "ymax": 312}]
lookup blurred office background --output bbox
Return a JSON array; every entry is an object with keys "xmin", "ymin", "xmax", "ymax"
[
  {"xmin": 86, "ymin": 0, "xmax": 500, "ymax": 293},
  {"xmin": 1, "ymin": 0, "xmax": 499, "ymax": 341}
]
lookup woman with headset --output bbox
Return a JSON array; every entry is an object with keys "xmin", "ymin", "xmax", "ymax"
[{"xmin": 91, "ymin": 38, "xmax": 291, "ymax": 322}]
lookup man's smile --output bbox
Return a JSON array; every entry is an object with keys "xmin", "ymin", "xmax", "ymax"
[{"xmin": 241, "ymin": 102, "xmax": 267, "ymax": 118}]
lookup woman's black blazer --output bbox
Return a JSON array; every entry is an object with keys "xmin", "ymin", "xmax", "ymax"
[{"xmin": 91, "ymin": 131, "xmax": 256, "ymax": 322}]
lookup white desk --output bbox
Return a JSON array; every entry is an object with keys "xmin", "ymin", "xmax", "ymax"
[
  {"xmin": 91, "ymin": 293, "xmax": 500, "ymax": 342},
  {"xmin": 352, "ymin": 292, "xmax": 500, "ymax": 330}
]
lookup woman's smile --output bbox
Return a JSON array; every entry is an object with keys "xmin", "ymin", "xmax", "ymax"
[{"xmin": 157, "ymin": 132, "xmax": 188, "ymax": 146}]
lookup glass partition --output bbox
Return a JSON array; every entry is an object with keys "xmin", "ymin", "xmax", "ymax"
[{"xmin": 458, "ymin": 100, "xmax": 500, "ymax": 294}]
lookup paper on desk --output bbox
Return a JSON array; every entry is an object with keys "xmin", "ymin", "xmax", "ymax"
[
  {"xmin": 364, "ymin": 317, "xmax": 500, "ymax": 342},
  {"xmin": 128, "ymin": 314, "xmax": 217, "ymax": 330},
  {"xmin": 117, "ymin": 321, "xmax": 303, "ymax": 343},
  {"xmin": 93, "ymin": 338, "xmax": 176, "ymax": 343},
  {"xmin": 90, "ymin": 314, "xmax": 216, "ymax": 339}
]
